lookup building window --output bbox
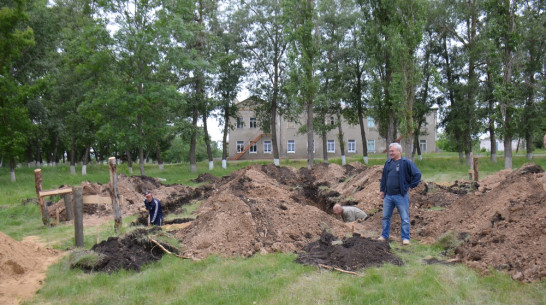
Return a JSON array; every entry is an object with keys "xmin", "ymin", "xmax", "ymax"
[
  {"xmin": 236, "ymin": 117, "xmax": 244, "ymax": 129},
  {"xmin": 330, "ymin": 116, "xmax": 335, "ymax": 125},
  {"xmin": 264, "ymin": 141, "xmax": 272, "ymax": 153},
  {"xmin": 287, "ymin": 140, "xmax": 295, "ymax": 153},
  {"xmin": 236, "ymin": 141, "xmax": 244, "ymax": 153},
  {"xmin": 419, "ymin": 140, "xmax": 427, "ymax": 153},
  {"xmin": 367, "ymin": 140, "xmax": 375, "ymax": 152},
  {"xmin": 249, "ymin": 117, "xmax": 257, "ymax": 128},
  {"xmin": 327, "ymin": 140, "xmax": 335, "ymax": 153},
  {"xmin": 367, "ymin": 117, "xmax": 375, "ymax": 128},
  {"xmin": 250, "ymin": 143, "xmax": 257, "ymax": 153},
  {"xmin": 348, "ymin": 140, "xmax": 356, "ymax": 153}
]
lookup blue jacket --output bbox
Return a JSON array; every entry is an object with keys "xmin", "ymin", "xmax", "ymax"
[
  {"xmin": 380, "ymin": 157, "xmax": 421, "ymax": 196},
  {"xmin": 144, "ymin": 198, "xmax": 163, "ymax": 225}
]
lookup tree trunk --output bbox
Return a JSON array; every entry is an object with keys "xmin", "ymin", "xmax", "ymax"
[
  {"xmin": 10, "ymin": 158, "xmax": 16, "ymax": 182},
  {"xmin": 356, "ymin": 73, "xmax": 368, "ymax": 164},
  {"xmin": 108, "ymin": 157, "xmax": 123, "ymax": 234},
  {"xmin": 70, "ymin": 136, "xmax": 76, "ymax": 175},
  {"xmin": 156, "ymin": 143, "xmax": 164, "ymax": 171},
  {"xmin": 52, "ymin": 135, "xmax": 59, "ymax": 166},
  {"xmin": 81, "ymin": 146, "xmax": 90, "ymax": 176},
  {"xmin": 127, "ymin": 150, "xmax": 134, "ymax": 174},
  {"xmin": 203, "ymin": 112, "xmax": 213, "ymax": 170},
  {"xmin": 337, "ymin": 113, "xmax": 345, "ymax": 165},
  {"xmin": 222, "ymin": 105, "xmax": 229, "ymax": 169},
  {"xmin": 322, "ymin": 133, "xmax": 328, "ymax": 164},
  {"xmin": 189, "ymin": 108, "xmax": 198, "ymax": 173},
  {"xmin": 306, "ymin": 101, "xmax": 314, "ymax": 169}
]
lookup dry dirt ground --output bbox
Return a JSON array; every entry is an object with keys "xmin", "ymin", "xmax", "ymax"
[{"xmin": 1, "ymin": 162, "xmax": 545, "ymax": 304}]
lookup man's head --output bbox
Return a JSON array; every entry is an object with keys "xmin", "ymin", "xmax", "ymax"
[
  {"xmin": 145, "ymin": 191, "xmax": 153, "ymax": 201},
  {"xmin": 333, "ymin": 204, "xmax": 343, "ymax": 215},
  {"xmin": 388, "ymin": 143, "xmax": 402, "ymax": 161}
]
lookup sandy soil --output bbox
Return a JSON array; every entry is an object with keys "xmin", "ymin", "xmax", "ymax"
[{"xmin": 0, "ymin": 233, "xmax": 64, "ymax": 305}]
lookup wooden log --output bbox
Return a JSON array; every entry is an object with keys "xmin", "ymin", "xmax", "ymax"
[
  {"xmin": 64, "ymin": 192, "xmax": 74, "ymax": 221},
  {"xmin": 39, "ymin": 187, "xmax": 73, "ymax": 197},
  {"xmin": 108, "ymin": 157, "xmax": 123, "ymax": 234},
  {"xmin": 473, "ymin": 157, "xmax": 479, "ymax": 181},
  {"xmin": 73, "ymin": 186, "xmax": 84, "ymax": 247},
  {"xmin": 34, "ymin": 169, "xmax": 49, "ymax": 226}
]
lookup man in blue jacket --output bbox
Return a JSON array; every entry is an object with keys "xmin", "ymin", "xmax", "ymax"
[
  {"xmin": 144, "ymin": 191, "xmax": 163, "ymax": 226},
  {"xmin": 378, "ymin": 143, "xmax": 421, "ymax": 245}
]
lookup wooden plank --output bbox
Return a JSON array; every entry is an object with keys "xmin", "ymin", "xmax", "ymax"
[
  {"xmin": 82, "ymin": 195, "xmax": 112, "ymax": 205},
  {"xmin": 39, "ymin": 188, "xmax": 73, "ymax": 197}
]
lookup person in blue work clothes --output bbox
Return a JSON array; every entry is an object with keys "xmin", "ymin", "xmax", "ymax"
[
  {"xmin": 378, "ymin": 143, "xmax": 421, "ymax": 245},
  {"xmin": 144, "ymin": 191, "xmax": 163, "ymax": 226}
]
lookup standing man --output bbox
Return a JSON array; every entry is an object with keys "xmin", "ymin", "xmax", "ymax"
[
  {"xmin": 378, "ymin": 143, "xmax": 421, "ymax": 245},
  {"xmin": 144, "ymin": 191, "xmax": 163, "ymax": 226}
]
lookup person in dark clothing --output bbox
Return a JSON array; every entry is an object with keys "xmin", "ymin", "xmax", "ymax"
[
  {"xmin": 144, "ymin": 191, "xmax": 163, "ymax": 226},
  {"xmin": 378, "ymin": 143, "xmax": 421, "ymax": 245}
]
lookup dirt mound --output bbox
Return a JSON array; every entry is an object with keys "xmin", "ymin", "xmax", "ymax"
[
  {"xmin": 47, "ymin": 175, "xmax": 195, "ymax": 225},
  {"xmin": 192, "ymin": 173, "xmax": 220, "ymax": 184},
  {"xmin": 414, "ymin": 163, "xmax": 545, "ymax": 282},
  {"xmin": 34, "ymin": 161, "xmax": 546, "ymax": 282},
  {"xmin": 0, "ymin": 232, "xmax": 63, "ymax": 305},
  {"xmin": 82, "ymin": 228, "xmax": 176, "ymax": 273},
  {"xmin": 297, "ymin": 230, "xmax": 403, "ymax": 271},
  {"xmin": 171, "ymin": 165, "xmax": 351, "ymax": 259}
]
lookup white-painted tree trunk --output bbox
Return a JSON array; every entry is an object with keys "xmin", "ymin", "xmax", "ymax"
[
  {"xmin": 10, "ymin": 170, "xmax": 16, "ymax": 182},
  {"xmin": 209, "ymin": 161, "xmax": 213, "ymax": 170},
  {"xmin": 191, "ymin": 164, "xmax": 197, "ymax": 172},
  {"xmin": 274, "ymin": 158, "xmax": 280, "ymax": 166},
  {"xmin": 81, "ymin": 165, "xmax": 87, "ymax": 176},
  {"xmin": 70, "ymin": 165, "xmax": 76, "ymax": 175},
  {"xmin": 363, "ymin": 156, "xmax": 368, "ymax": 164},
  {"xmin": 341, "ymin": 155, "xmax": 346, "ymax": 165},
  {"xmin": 222, "ymin": 159, "xmax": 227, "ymax": 169},
  {"xmin": 159, "ymin": 164, "xmax": 164, "ymax": 171},
  {"xmin": 128, "ymin": 166, "xmax": 133, "ymax": 174}
]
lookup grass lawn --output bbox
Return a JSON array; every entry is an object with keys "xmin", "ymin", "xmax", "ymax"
[{"xmin": 0, "ymin": 152, "xmax": 545, "ymax": 304}]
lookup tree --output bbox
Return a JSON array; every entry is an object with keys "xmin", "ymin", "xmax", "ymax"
[
  {"xmin": 0, "ymin": 0, "xmax": 35, "ymax": 181},
  {"xmin": 243, "ymin": 0, "xmax": 290, "ymax": 166},
  {"xmin": 284, "ymin": 0, "xmax": 320, "ymax": 170},
  {"xmin": 215, "ymin": 4, "xmax": 246, "ymax": 169}
]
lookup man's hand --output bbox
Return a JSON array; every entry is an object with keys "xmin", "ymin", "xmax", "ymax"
[{"xmin": 379, "ymin": 191, "xmax": 385, "ymax": 200}]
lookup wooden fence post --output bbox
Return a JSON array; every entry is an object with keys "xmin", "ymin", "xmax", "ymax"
[
  {"xmin": 34, "ymin": 169, "xmax": 49, "ymax": 226},
  {"xmin": 473, "ymin": 157, "xmax": 479, "ymax": 181},
  {"xmin": 73, "ymin": 186, "xmax": 84, "ymax": 247},
  {"xmin": 108, "ymin": 157, "xmax": 123, "ymax": 234},
  {"xmin": 64, "ymin": 193, "xmax": 74, "ymax": 221}
]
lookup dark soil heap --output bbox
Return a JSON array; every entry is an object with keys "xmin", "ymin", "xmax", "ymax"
[
  {"xmin": 297, "ymin": 230, "xmax": 403, "ymax": 271},
  {"xmin": 85, "ymin": 228, "xmax": 175, "ymax": 273}
]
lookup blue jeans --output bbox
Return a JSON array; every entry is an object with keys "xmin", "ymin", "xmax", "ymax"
[{"xmin": 381, "ymin": 194, "xmax": 410, "ymax": 240}]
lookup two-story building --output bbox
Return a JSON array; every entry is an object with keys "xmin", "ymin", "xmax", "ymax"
[{"xmin": 228, "ymin": 97, "xmax": 437, "ymax": 161}]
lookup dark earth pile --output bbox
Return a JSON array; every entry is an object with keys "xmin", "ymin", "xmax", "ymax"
[
  {"xmin": 84, "ymin": 228, "xmax": 176, "ymax": 273},
  {"xmin": 296, "ymin": 230, "xmax": 403, "ymax": 271}
]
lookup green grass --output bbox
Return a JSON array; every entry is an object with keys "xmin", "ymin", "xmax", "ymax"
[
  {"xmin": 26, "ymin": 244, "xmax": 545, "ymax": 305},
  {"xmin": 1, "ymin": 155, "xmax": 545, "ymax": 304}
]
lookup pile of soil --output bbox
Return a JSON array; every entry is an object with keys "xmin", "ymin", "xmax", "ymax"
[
  {"xmin": 297, "ymin": 230, "xmax": 403, "ymax": 271},
  {"xmin": 0, "ymin": 232, "xmax": 63, "ymax": 305},
  {"xmin": 47, "ymin": 175, "xmax": 197, "ymax": 225},
  {"xmin": 83, "ymin": 228, "xmax": 176, "ymax": 273},
  {"xmin": 170, "ymin": 165, "xmax": 351, "ymax": 259},
  {"xmin": 39, "ymin": 161, "xmax": 546, "ymax": 282}
]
